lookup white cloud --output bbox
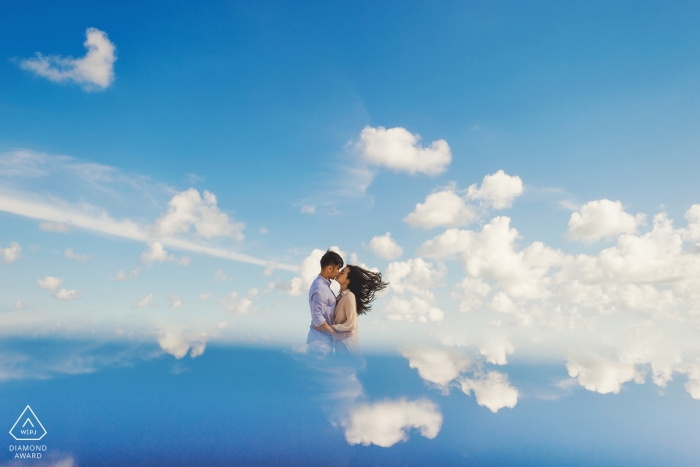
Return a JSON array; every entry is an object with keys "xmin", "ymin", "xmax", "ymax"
[
  {"xmin": 300, "ymin": 205, "xmax": 316, "ymax": 214},
  {"xmin": 259, "ymin": 227, "xmax": 268, "ymax": 235},
  {"xmin": 133, "ymin": 293, "xmax": 153, "ymax": 308},
  {"xmin": 342, "ymin": 398, "xmax": 442, "ymax": 447},
  {"xmin": 19, "ymin": 28, "xmax": 116, "ymax": 91},
  {"xmin": 368, "ymin": 232, "xmax": 404, "ymax": 260},
  {"xmin": 39, "ymin": 222, "xmax": 70, "ymax": 233},
  {"xmin": 466, "ymin": 170, "xmax": 524, "ymax": 209},
  {"xmin": 401, "ymin": 347, "xmax": 471, "ymax": 388},
  {"xmin": 1, "ymin": 242, "xmax": 22, "ymax": 264},
  {"xmin": 459, "ymin": 371, "xmax": 519, "ymax": 412},
  {"xmin": 404, "ymin": 188, "xmax": 476, "ymax": 229},
  {"xmin": 216, "ymin": 321, "xmax": 228, "ymax": 329},
  {"xmin": 170, "ymin": 296, "xmax": 182, "ymax": 310},
  {"xmin": 356, "ymin": 126, "xmax": 452, "ymax": 176},
  {"xmin": 156, "ymin": 331, "xmax": 206, "ymax": 359},
  {"xmin": 384, "ymin": 296, "xmax": 444, "ymax": 323},
  {"xmin": 567, "ymin": 199, "xmax": 645, "ymax": 242},
  {"xmin": 154, "ymin": 188, "xmax": 245, "ymax": 240},
  {"xmin": 54, "ymin": 289, "xmax": 80, "ymax": 300},
  {"xmin": 219, "ymin": 288, "xmax": 258, "ymax": 315},
  {"xmin": 65, "ymin": 248, "xmax": 92, "ymax": 261},
  {"xmin": 37, "ymin": 276, "xmax": 64, "ymax": 291},
  {"xmin": 0, "ymin": 153, "xmax": 298, "ymax": 272},
  {"xmin": 112, "ymin": 267, "xmax": 141, "ymax": 281},
  {"xmin": 419, "ymin": 217, "xmax": 563, "ymax": 300},
  {"xmin": 198, "ymin": 293, "xmax": 211, "ymax": 302},
  {"xmin": 384, "ymin": 258, "xmax": 445, "ymax": 296},
  {"xmin": 140, "ymin": 241, "xmax": 175, "ymax": 265},
  {"xmin": 479, "ymin": 340, "xmax": 515, "ymax": 365}
]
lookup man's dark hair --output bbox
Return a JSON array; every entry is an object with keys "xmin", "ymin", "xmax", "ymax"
[{"xmin": 320, "ymin": 249, "xmax": 343, "ymax": 269}]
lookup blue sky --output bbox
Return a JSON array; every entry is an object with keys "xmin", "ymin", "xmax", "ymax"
[{"xmin": 3, "ymin": 0, "xmax": 700, "ymax": 459}]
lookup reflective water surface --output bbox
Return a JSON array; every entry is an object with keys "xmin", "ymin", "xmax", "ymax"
[{"xmin": 1, "ymin": 339, "xmax": 700, "ymax": 467}]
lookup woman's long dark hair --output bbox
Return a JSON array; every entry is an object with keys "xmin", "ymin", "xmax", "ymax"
[{"xmin": 346, "ymin": 265, "xmax": 388, "ymax": 315}]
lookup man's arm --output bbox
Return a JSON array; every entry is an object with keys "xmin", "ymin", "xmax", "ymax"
[{"xmin": 313, "ymin": 321, "xmax": 352, "ymax": 340}]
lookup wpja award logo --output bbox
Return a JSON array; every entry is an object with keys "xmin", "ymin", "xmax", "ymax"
[{"xmin": 8, "ymin": 406, "xmax": 48, "ymax": 459}]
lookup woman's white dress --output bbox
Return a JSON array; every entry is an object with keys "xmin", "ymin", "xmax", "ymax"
[{"xmin": 332, "ymin": 290, "xmax": 361, "ymax": 356}]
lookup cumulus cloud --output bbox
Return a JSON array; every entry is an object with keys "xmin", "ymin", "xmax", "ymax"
[
  {"xmin": 64, "ymin": 248, "xmax": 91, "ymax": 261},
  {"xmin": 567, "ymin": 199, "xmax": 645, "ymax": 242},
  {"xmin": 459, "ymin": 371, "xmax": 519, "ymax": 412},
  {"xmin": 384, "ymin": 258, "xmax": 445, "ymax": 296},
  {"xmin": 111, "ymin": 267, "xmax": 141, "ymax": 281},
  {"xmin": 37, "ymin": 276, "xmax": 64, "ymax": 291},
  {"xmin": 356, "ymin": 126, "xmax": 451, "ymax": 176},
  {"xmin": 384, "ymin": 296, "xmax": 445, "ymax": 323},
  {"xmin": 1, "ymin": 242, "xmax": 22, "ymax": 264},
  {"xmin": 156, "ymin": 331, "xmax": 207, "ymax": 359},
  {"xmin": 54, "ymin": 289, "xmax": 80, "ymax": 300},
  {"xmin": 341, "ymin": 398, "xmax": 442, "ymax": 447},
  {"xmin": 219, "ymin": 288, "xmax": 258, "ymax": 315},
  {"xmin": 381, "ymin": 258, "xmax": 446, "ymax": 322},
  {"xmin": 133, "ymin": 293, "xmax": 153, "ymax": 308},
  {"xmin": 368, "ymin": 232, "xmax": 403, "ymax": 260},
  {"xmin": 419, "ymin": 217, "xmax": 563, "ymax": 300},
  {"xmin": 404, "ymin": 188, "xmax": 476, "ymax": 229},
  {"xmin": 300, "ymin": 205, "xmax": 316, "ymax": 214},
  {"xmin": 466, "ymin": 170, "xmax": 523, "ymax": 209},
  {"xmin": 401, "ymin": 347, "xmax": 471, "ymax": 388},
  {"xmin": 154, "ymin": 188, "xmax": 245, "ymax": 240},
  {"xmin": 169, "ymin": 296, "xmax": 183, "ymax": 310},
  {"xmin": 140, "ymin": 241, "xmax": 187, "ymax": 266},
  {"xmin": 19, "ymin": 28, "xmax": 116, "ymax": 91}
]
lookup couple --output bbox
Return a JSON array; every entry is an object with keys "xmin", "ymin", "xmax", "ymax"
[{"xmin": 306, "ymin": 249, "xmax": 388, "ymax": 356}]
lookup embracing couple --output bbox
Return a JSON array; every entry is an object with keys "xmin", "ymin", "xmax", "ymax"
[{"xmin": 306, "ymin": 249, "xmax": 388, "ymax": 356}]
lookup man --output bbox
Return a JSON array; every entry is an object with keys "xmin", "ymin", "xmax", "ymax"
[{"xmin": 306, "ymin": 249, "xmax": 351, "ymax": 353}]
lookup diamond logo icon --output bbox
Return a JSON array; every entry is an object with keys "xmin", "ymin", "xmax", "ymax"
[{"xmin": 9, "ymin": 406, "xmax": 47, "ymax": 441}]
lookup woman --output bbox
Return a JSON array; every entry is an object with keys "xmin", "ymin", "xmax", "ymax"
[{"xmin": 332, "ymin": 264, "xmax": 388, "ymax": 356}]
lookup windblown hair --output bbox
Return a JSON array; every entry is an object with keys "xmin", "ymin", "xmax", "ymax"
[{"xmin": 346, "ymin": 265, "xmax": 388, "ymax": 315}]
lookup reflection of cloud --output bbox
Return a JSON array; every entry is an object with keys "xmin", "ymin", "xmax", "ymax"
[
  {"xmin": 156, "ymin": 331, "xmax": 207, "ymax": 359},
  {"xmin": 1, "ymin": 452, "xmax": 76, "ymax": 467},
  {"xmin": 342, "ymin": 398, "xmax": 442, "ymax": 447},
  {"xmin": 401, "ymin": 346, "xmax": 470, "ymax": 389},
  {"xmin": 566, "ymin": 357, "xmax": 645, "ymax": 395},
  {"xmin": 402, "ymin": 345, "xmax": 519, "ymax": 412},
  {"xmin": 0, "ymin": 340, "xmax": 154, "ymax": 383},
  {"xmin": 460, "ymin": 371, "xmax": 519, "ymax": 413}
]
